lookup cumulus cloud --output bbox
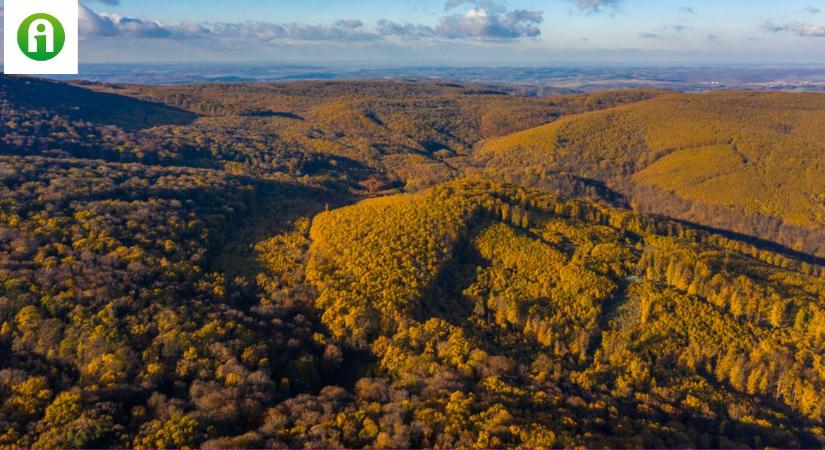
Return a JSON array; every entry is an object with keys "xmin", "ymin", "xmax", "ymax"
[
  {"xmin": 436, "ymin": 7, "xmax": 543, "ymax": 40},
  {"xmin": 76, "ymin": 0, "xmax": 544, "ymax": 46},
  {"xmin": 637, "ymin": 24, "xmax": 689, "ymax": 40},
  {"xmin": 80, "ymin": 4, "xmax": 169, "ymax": 38},
  {"xmin": 762, "ymin": 20, "xmax": 825, "ymax": 37},
  {"xmin": 207, "ymin": 21, "xmax": 380, "ymax": 42},
  {"xmin": 571, "ymin": 0, "xmax": 621, "ymax": 14},
  {"xmin": 335, "ymin": 20, "xmax": 364, "ymax": 30},
  {"xmin": 423, "ymin": 0, "xmax": 544, "ymax": 40},
  {"xmin": 444, "ymin": 0, "xmax": 503, "ymax": 13},
  {"xmin": 80, "ymin": 4, "xmax": 380, "ymax": 42},
  {"xmin": 79, "ymin": 4, "xmax": 118, "ymax": 37},
  {"xmin": 377, "ymin": 20, "xmax": 436, "ymax": 40},
  {"xmin": 102, "ymin": 15, "xmax": 171, "ymax": 38},
  {"xmin": 78, "ymin": 0, "xmax": 543, "ymax": 44}
]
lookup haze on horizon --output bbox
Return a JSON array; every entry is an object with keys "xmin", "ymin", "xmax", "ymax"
[{"xmin": 2, "ymin": 0, "xmax": 825, "ymax": 65}]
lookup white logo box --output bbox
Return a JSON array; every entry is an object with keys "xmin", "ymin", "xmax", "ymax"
[{"xmin": 4, "ymin": 0, "xmax": 78, "ymax": 75}]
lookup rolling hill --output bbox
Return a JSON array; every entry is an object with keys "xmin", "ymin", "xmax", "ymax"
[
  {"xmin": 304, "ymin": 179, "xmax": 825, "ymax": 448},
  {"xmin": 0, "ymin": 77, "xmax": 196, "ymax": 130},
  {"xmin": 92, "ymin": 80, "xmax": 660, "ymax": 189},
  {"xmin": 475, "ymin": 91, "xmax": 825, "ymax": 256}
]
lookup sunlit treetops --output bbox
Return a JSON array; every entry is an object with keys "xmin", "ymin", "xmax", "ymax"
[{"xmin": 477, "ymin": 91, "xmax": 825, "ymax": 256}]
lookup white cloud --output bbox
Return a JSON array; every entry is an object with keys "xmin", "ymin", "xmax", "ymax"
[
  {"xmin": 571, "ymin": 0, "xmax": 621, "ymax": 14},
  {"xmin": 377, "ymin": 20, "xmax": 436, "ymax": 40},
  {"xmin": 435, "ymin": 7, "xmax": 543, "ymax": 40},
  {"xmin": 80, "ymin": 4, "xmax": 381, "ymax": 42},
  {"xmin": 78, "ymin": 1, "xmax": 543, "ymax": 44},
  {"xmin": 80, "ymin": 4, "xmax": 168, "ymax": 38},
  {"xmin": 762, "ymin": 20, "xmax": 825, "ymax": 37}
]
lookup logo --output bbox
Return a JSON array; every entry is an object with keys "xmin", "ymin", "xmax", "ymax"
[
  {"xmin": 17, "ymin": 13, "xmax": 66, "ymax": 61},
  {"xmin": 3, "ymin": 0, "xmax": 78, "ymax": 75}
]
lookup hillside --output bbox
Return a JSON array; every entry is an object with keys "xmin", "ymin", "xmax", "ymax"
[
  {"xmin": 1, "ymin": 76, "xmax": 825, "ymax": 448},
  {"xmin": 303, "ymin": 179, "xmax": 824, "ymax": 448},
  {"xmin": 475, "ymin": 91, "xmax": 825, "ymax": 256},
  {"xmin": 0, "ymin": 77, "xmax": 196, "ymax": 130},
  {"xmin": 93, "ymin": 81, "xmax": 660, "ymax": 189}
]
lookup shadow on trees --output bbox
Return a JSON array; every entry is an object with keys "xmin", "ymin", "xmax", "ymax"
[
  {"xmin": 1, "ymin": 75, "xmax": 197, "ymax": 130},
  {"xmin": 565, "ymin": 176, "xmax": 825, "ymax": 268},
  {"xmin": 239, "ymin": 110, "xmax": 304, "ymax": 120},
  {"xmin": 668, "ymin": 216, "xmax": 825, "ymax": 267}
]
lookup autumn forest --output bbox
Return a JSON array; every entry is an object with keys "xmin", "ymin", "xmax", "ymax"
[{"xmin": 0, "ymin": 75, "xmax": 824, "ymax": 448}]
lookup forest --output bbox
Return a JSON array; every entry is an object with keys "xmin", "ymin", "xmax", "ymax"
[{"xmin": 0, "ymin": 75, "xmax": 824, "ymax": 448}]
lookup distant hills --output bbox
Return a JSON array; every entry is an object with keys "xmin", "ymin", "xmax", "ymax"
[{"xmin": 45, "ymin": 64, "xmax": 825, "ymax": 92}]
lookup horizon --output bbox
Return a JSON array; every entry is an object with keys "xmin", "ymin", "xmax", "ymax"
[{"xmin": 10, "ymin": 62, "xmax": 825, "ymax": 92}]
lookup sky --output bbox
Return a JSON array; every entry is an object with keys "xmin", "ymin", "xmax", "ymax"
[{"xmin": 5, "ymin": 0, "xmax": 825, "ymax": 65}]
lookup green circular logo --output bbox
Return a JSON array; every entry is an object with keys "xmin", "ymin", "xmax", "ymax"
[{"xmin": 17, "ymin": 13, "xmax": 66, "ymax": 61}]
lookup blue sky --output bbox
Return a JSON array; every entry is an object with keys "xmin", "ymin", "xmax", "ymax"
[{"xmin": 6, "ymin": 0, "xmax": 825, "ymax": 64}]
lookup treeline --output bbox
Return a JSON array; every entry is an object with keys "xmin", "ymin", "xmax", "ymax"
[{"xmin": 626, "ymin": 181, "xmax": 825, "ymax": 260}]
